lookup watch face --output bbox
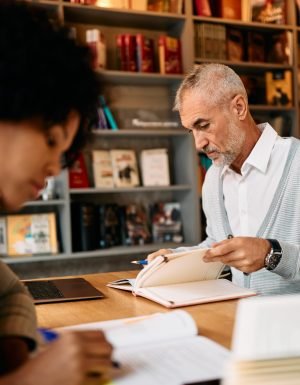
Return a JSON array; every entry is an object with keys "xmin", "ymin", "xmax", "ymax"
[{"xmin": 268, "ymin": 253, "xmax": 282, "ymax": 270}]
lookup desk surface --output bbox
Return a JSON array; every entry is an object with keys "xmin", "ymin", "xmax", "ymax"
[{"xmin": 36, "ymin": 271, "xmax": 238, "ymax": 349}]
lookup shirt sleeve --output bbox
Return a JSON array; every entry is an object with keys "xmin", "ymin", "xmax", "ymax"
[{"xmin": 0, "ymin": 261, "xmax": 38, "ymax": 350}]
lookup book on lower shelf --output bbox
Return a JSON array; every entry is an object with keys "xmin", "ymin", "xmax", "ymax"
[
  {"xmin": 110, "ymin": 149, "xmax": 140, "ymax": 188},
  {"xmin": 150, "ymin": 202, "xmax": 183, "ymax": 244},
  {"xmin": 0, "ymin": 217, "xmax": 7, "ymax": 255},
  {"xmin": 7, "ymin": 213, "xmax": 58, "ymax": 256},
  {"xmin": 265, "ymin": 70, "xmax": 292, "ymax": 106},
  {"xmin": 62, "ymin": 310, "xmax": 230, "ymax": 385},
  {"xmin": 108, "ymin": 248, "xmax": 256, "ymax": 308},
  {"xmin": 140, "ymin": 148, "xmax": 170, "ymax": 186},
  {"xmin": 71, "ymin": 202, "xmax": 97, "ymax": 252},
  {"xmin": 227, "ymin": 28, "xmax": 244, "ymax": 61},
  {"xmin": 266, "ymin": 31, "xmax": 292, "ymax": 65},
  {"xmin": 120, "ymin": 203, "xmax": 152, "ymax": 246}
]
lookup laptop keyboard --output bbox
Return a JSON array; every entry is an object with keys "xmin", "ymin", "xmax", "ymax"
[{"xmin": 25, "ymin": 281, "xmax": 64, "ymax": 300}]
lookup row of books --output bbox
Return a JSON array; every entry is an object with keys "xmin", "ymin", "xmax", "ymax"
[
  {"xmin": 66, "ymin": 0, "xmax": 183, "ymax": 14},
  {"xmin": 69, "ymin": 148, "xmax": 171, "ymax": 189},
  {"xmin": 117, "ymin": 34, "xmax": 182, "ymax": 74},
  {"xmin": 0, "ymin": 213, "xmax": 58, "ymax": 257},
  {"xmin": 194, "ymin": 0, "xmax": 287, "ymax": 24},
  {"xmin": 240, "ymin": 70, "xmax": 293, "ymax": 107},
  {"xmin": 195, "ymin": 23, "xmax": 292, "ymax": 64},
  {"xmin": 71, "ymin": 201, "xmax": 183, "ymax": 252}
]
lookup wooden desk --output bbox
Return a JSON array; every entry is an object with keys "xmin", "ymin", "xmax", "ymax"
[{"xmin": 36, "ymin": 271, "xmax": 238, "ymax": 349}]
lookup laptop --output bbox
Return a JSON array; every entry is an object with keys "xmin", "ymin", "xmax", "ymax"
[{"xmin": 23, "ymin": 277, "xmax": 105, "ymax": 304}]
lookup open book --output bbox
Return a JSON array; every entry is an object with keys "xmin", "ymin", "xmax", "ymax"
[
  {"xmin": 224, "ymin": 294, "xmax": 300, "ymax": 385},
  {"xmin": 107, "ymin": 248, "xmax": 256, "ymax": 308},
  {"xmin": 62, "ymin": 310, "xmax": 230, "ymax": 385}
]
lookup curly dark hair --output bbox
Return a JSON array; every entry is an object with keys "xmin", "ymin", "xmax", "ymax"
[{"xmin": 0, "ymin": 0, "xmax": 99, "ymax": 166}]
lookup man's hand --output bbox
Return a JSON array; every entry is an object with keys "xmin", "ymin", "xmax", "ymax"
[
  {"xmin": 4, "ymin": 331, "xmax": 113, "ymax": 385},
  {"xmin": 147, "ymin": 248, "xmax": 172, "ymax": 263},
  {"xmin": 203, "ymin": 237, "xmax": 271, "ymax": 274}
]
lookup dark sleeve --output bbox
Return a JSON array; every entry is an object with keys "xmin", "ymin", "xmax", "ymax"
[{"xmin": 0, "ymin": 261, "xmax": 38, "ymax": 350}]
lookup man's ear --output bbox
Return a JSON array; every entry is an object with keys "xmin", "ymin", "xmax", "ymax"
[{"xmin": 231, "ymin": 94, "xmax": 247, "ymax": 121}]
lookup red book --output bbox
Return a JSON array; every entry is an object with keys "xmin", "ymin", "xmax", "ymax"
[
  {"xmin": 194, "ymin": 0, "xmax": 212, "ymax": 16},
  {"xmin": 116, "ymin": 34, "xmax": 127, "ymax": 71},
  {"xmin": 124, "ymin": 34, "xmax": 138, "ymax": 72},
  {"xmin": 68, "ymin": 153, "xmax": 89, "ymax": 188},
  {"xmin": 136, "ymin": 34, "xmax": 155, "ymax": 73},
  {"xmin": 158, "ymin": 36, "xmax": 182, "ymax": 74}
]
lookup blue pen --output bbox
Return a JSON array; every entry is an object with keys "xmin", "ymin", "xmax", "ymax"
[
  {"xmin": 131, "ymin": 259, "xmax": 148, "ymax": 265},
  {"xmin": 38, "ymin": 328, "xmax": 59, "ymax": 343}
]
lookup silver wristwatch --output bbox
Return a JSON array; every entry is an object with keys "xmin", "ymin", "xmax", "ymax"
[{"xmin": 264, "ymin": 239, "xmax": 282, "ymax": 271}]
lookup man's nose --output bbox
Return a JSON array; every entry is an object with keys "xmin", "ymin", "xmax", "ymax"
[{"xmin": 193, "ymin": 131, "xmax": 208, "ymax": 152}]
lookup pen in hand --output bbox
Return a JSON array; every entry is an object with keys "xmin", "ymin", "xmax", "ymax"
[{"xmin": 131, "ymin": 259, "xmax": 148, "ymax": 265}]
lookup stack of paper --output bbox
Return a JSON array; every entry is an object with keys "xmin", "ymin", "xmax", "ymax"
[{"xmin": 223, "ymin": 294, "xmax": 300, "ymax": 385}]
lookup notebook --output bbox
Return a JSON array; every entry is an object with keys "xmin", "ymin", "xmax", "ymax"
[
  {"xmin": 108, "ymin": 248, "xmax": 256, "ymax": 308},
  {"xmin": 23, "ymin": 277, "xmax": 104, "ymax": 304}
]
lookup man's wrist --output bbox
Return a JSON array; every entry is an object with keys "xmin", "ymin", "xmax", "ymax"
[{"xmin": 264, "ymin": 239, "xmax": 282, "ymax": 271}]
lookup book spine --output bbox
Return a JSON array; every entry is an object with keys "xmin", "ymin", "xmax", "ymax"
[{"xmin": 99, "ymin": 95, "xmax": 118, "ymax": 130}]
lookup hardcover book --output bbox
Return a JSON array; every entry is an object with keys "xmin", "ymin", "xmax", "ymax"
[
  {"xmin": 110, "ymin": 149, "xmax": 140, "ymax": 187},
  {"xmin": 0, "ymin": 217, "xmax": 7, "ymax": 255},
  {"xmin": 227, "ymin": 28, "xmax": 244, "ymax": 61},
  {"xmin": 121, "ymin": 203, "xmax": 151, "ymax": 246},
  {"xmin": 7, "ymin": 213, "xmax": 58, "ymax": 256},
  {"xmin": 150, "ymin": 202, "xmax": 183, "ymax": 243},
  {"xmin": 140, "ymin": 148, "xmax": 170, "ymax": 186},
  {"xmin": 251, "ymin": 0, "xmax": 286, "ymax": 24},
  {"xmin": 68, "ymin": 153, "xmax": 89, "ymax": 189},
  {"xmin": 92, "ymin": 150, "xmax": 114, "ymax": 188},
  {"xmin": 107, "ymin": 248, "xmax": 256, "ymax": 308},
  {"xmin": 124, "ymin": 34, "xmax": 138, "ymax": 72},
  {"xmin": 266, "ymin": 31, "xmax": 292, "ymax": 65},
  {"xmin": 136, "ymin": 34, "xmax": 155, "ymax": 73},
  {"xmin": 218, "ymin": 0, "xmax": 241, "ymax": 19},
  {"xmin": 158, "ymin": 36, "xmax": 182, "ymax": 74},
  {"xmin": 116, "ymin": 34, "xmax": 127, "ymax": 71},
  {"xmin": 97, "ymin": 204, "xmax": 122, "ymax": 248},
  {"xmin": 71, "ymin": 203, "xmax": 97, "ymax": 252},
  {"xmin": 265, "ymin": 70, "xmax": 292, "ymax": 106},
  {"xmin": 247, "ymin": 31, "xmax": 265, "ymax": 62}
]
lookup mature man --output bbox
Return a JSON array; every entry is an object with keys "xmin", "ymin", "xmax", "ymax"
[
  {"xmin": 149, "ymin": 63, "xmax": 300, "ymax": 295},
  {"xmin": 0, "ymin": 1, "xmax": 112, "ymax": 384}
]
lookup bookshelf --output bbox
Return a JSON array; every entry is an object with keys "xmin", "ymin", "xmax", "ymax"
[
  {"xmin": 5, "ymin": 0, "xmax": 200, "ymax": 278},
  {"xmin": 6, "ymin": 0, "xmax": 300, "ymax": 278}
]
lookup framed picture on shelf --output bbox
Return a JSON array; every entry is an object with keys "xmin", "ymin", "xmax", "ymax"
[{"xmin": 7, "ymin": 213, "xmax": 58, "ymax": 256}]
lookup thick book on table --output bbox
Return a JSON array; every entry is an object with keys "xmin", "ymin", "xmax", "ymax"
[
  {"xmin": 107, "ymin": 248, "xmax": 256, "ymax": 308},
  {"xmin": 61, "ymin": 310, "xmax": 230, "ymax": 385}
]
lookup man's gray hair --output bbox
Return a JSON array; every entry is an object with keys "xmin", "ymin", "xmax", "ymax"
[{"xmin": 174, "ymin": 63, "xmax": 248, "ymax": 111}]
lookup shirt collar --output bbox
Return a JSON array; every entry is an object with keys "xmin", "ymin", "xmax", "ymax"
[{"xmin": 221, "ymin": 122, "xmax": 278, "ymax": 177}]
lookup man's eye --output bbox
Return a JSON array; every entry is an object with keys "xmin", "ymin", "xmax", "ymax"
[{"xmin": 199, "ymin": 123, "xmax": 210, "ymax": 130}]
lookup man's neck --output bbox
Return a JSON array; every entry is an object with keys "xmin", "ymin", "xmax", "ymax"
[{"xmin": 230, "ymin": 121, "xmax": 261, "ymax": 174}]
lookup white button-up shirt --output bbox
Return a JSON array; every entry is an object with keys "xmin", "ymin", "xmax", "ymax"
[{"xmin": 222, "ymin": 123, "xmax": 291, "ymax": 236}]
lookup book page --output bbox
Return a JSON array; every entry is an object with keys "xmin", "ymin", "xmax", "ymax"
[
  {"xmin": 136, "ymin": 248, "xmax": 224, "ymax": 289},
  {"xmin": 112, "ymin": 336, "xmax": 230, "ymax": 385},
  {"xmin": 139, "ymin": 279, "xmax": 256, "ymax": 308},
  {"xmin": 61, "ymin": 310, "xmax": 197, "ymax": 349},
  {"xmin": 232, "ymin": 294, "xmax": 300, "ymax": 361}
]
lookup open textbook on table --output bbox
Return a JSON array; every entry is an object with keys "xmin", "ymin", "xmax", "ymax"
[
  {"xmin": 107, "ymin": 248, "xmax": 256, "ymax": 308},
  {"xmin": 62, "ymin": 310, "xmax": 230, "ymax": 385}
]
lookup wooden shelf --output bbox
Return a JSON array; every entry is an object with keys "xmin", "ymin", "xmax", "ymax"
[
  {"xmin": 96, "ymin": 70, "xmax": 184, "ymax": 85},
  {"xmin": 63, "ymin": 3, "xmax": 186, "ymax": 29},
  {"xmin": 91, "ymin": 129, "xmax": 186, "ymax": 136},
  {"xmin": 70, "ymin": 185, "xmax": 191, "ymax": 194},
  {"xmin": 192, "ymin": 16, "xmax": 294, "ymax": 31},
  {"xmin": 23, "ymin": 199, "xmax": 66, "ymax": 207},
  {"xmin": 194, "ymin": 58, "xmax": 293, "ymax": 71}
]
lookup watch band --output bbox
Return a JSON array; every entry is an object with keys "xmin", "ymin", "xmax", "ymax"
[{"xmin": 264, "ymin": 239, "xmax": 282, "ymax": 271}]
